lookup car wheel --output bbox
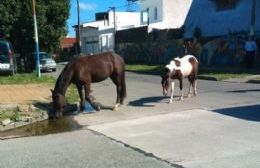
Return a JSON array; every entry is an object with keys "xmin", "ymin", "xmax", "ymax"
[{"xmin": 52, "ymin": 68, "xmax": 56, "ymax": 72}]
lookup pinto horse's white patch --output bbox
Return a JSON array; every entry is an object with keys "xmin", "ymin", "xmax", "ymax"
[{"xmin": 166, "ymin": 55, "xmax": 197, "ymax": 77}]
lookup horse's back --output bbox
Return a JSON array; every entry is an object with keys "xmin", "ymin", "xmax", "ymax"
[
  {"xmin": 172, "ymin": 55, "xmax": 198, "ymax": 77},
  {"xmin": 69, "ymin": 52, "xmax": 125, "ymax": 82}
]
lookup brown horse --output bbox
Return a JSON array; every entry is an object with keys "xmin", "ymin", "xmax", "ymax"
[
  {"xmin": 161, "ymin": 55, "xmax": 198, "ymax": 103},
  {"xmin": 51, "ymin": 52, "xmax": 126, "ymax": 118}
]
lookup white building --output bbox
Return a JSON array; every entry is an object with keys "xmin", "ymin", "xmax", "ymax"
[
  {"xmin": 140, "ymin": 0, "xmax": 192, "ymax": 32},
  {"xmin": 79, "ymin": 10, "xmax": 141, "ymax": 54}
]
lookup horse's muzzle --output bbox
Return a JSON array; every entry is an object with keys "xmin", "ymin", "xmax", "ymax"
[{"xmin": 53, "ymin": 111, "xmax": 63, "ymax": 119}]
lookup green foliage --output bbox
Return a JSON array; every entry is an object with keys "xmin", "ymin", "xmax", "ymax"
[
  {"xmin": 66, "ymin": 85, "xmax": 80, "ymax": 103},
  {"xmin": 0, "ymin": 109, "xmax": 19, "ymax": 122},
  {"xmin": 0, "ymin": 0, "xmax": 70, "ymax": 57},
  {"xmin": 10, "ymin": 110, "xmax": 20, "ymax": 121},
  {"xmin": 167, "ymin": 26, "xmax": 184, "ymax": 40}
]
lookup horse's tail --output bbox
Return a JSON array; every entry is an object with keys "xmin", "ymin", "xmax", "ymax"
[
  {"xmin": 114, "ymin": 52, "xmax": 127, "ymax": 104},
  {"xmin": 121, "ymin": 70, "xmax": 127, "ymax": 102},
  {"xmin": 193, "ymin": 56, "xmax": 199, "ymax": 79}
]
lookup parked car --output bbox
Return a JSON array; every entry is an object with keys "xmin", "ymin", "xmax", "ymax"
[
  {"xmin": 32, "ymin": 52, "xmax": 56, "ymax": 72},
  {"xmin": 0, "ymin": 38, "xmax": 17, "ymax": 75}
]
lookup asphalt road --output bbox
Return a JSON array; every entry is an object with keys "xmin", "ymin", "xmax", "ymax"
[{"xmin": 1, "ymin": 63, "xmax": 260, "ymax": 168}]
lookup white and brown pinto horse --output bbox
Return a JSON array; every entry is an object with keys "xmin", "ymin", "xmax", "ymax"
[{"xmin": 161, "ymin": 55, "xmax": 198, "ymax": 103}]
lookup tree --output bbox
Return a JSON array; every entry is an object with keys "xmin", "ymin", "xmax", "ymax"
[{"xmin": 0, "ymin": 0, "xmax": 70, "ymax": 64}]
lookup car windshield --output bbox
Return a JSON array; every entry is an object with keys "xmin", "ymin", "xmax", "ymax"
[
  {"xmin": 0, "ymin": 43, "xmax": 9, "ymax": 63},
  {"xmin": 40, "ymin": 53, "xmax": 52, "ymax": 59},
  {"xmin": 0, "ymin": 55, "xmax": 9, "ymax": 63},
  {"xmin": 0, "ymin": 43, "xmax": 8, "ymax": 55}
]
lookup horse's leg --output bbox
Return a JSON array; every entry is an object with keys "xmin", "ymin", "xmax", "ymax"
[
  {"xmin": 119, "ymin": 72, "xmax": 127, "ymax": 105},
  {"xmin": 179, "ymin": 78, "xmax": 184, "ymax": 101},
  {"xmin": 76, "ymin": 84, "xmax": 85, "ymax": 112},
  {"xmin": 84, "ymin": 83, "xmax": 100, "ymax": 111},
  {"xmin": 187, "ymin": 76, "xmax": 194, "ymax": 98},
  {"xmin": 169, "ymin": 81, "xmax": 175, "ymax": 103},
  {"xmin": 110, "ymin": 73, "xmax": 123, "ymax": 111},
  {"xmin": 194, "ymin": 79, "xmax": 198, "ymax": 96}
]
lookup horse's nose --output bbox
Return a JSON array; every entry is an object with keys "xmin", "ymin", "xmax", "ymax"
[{"xmin": 55, "ymin": 111, "xmax": 63, "ymax": 119}]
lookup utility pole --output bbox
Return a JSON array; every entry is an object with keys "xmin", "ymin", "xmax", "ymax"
[
  {"xmin": 76, "ymin": 0, "xmax": 81, "ymax": 55},
  {"xmin": 32, "ymin": 0, "xmax": 41, "ymax": 78},
  {"xmin": 109, "ymin": 7, "xmax": 116, "ymax": 51}
]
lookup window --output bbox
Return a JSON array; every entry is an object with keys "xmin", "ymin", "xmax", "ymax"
[
  {"xmin": 214, "ymin": 0, "xmax": 239, "ymax": 11},
  {"xmin": 141, "ymin": 9, "xmax": 149, "ymax": 24},
  {"xmin": 154, "ymin": 7, "xmax": 158, "ymax": 20}
]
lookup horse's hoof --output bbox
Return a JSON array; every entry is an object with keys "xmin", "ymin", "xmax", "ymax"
[
  {"xmin": 79, "ymin": 110, "xmax": 84, "ymax": 113},
  {"xmin": 179, "ymin": 97, "xmax": 184, "ymax": 101},
  {"xmin": 113, "ymin": 104, "xmax": 120, "ymax": 111},
  {"xmin": 95, "ymin": 105, "xmax": 101, "ymax": 111},
  {"xmin": 187, "ymin": 93, "xmax": 192, "ymax": 98},
  {"xmin": 168, "ymin": 100, "xmax": 173, "ymax": 104}
]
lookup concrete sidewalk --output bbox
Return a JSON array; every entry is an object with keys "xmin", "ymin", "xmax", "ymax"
[{"xmin": 88, "ymin": 108, "xmax": 260, "ymax": 168}]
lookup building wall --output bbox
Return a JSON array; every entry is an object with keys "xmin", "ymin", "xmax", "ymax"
[
  {"xmin": 184, "ymin": 0, "xmax": 260, "ymax": 38},
  {"xmin": 163, "ymin": 0, "xmax": 192, "ymax": 28},
  {"xmin": 140, "ymin": 0, "xmax": 163, "ymax": 24},
  {"xmin": 140, "ymin": 0, "xmax": 192, "ymax": 32},
  {"xmin": 81, "ymin": 27, "xmax": 99, "ymax": 54},
  {"xmin": 80, "ymin": 11, "xmax": 141, "ymax": 54},
  {"xmin": 112, "ymin": 11, "xmax": 141, "ymax": 30}
]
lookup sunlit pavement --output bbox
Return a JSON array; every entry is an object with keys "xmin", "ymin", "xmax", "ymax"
[{"xmin": 74, "ymin": 72, "xmax": 260, "ymax": 168}]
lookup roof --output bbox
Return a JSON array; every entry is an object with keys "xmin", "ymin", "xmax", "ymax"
[
  {"xmin": 61, "ymin": 37, "xmax": 76, "ymax": 44},
  {"xmin": 60, "ymin": 37, "xmax": 77, "ymax": 49}
]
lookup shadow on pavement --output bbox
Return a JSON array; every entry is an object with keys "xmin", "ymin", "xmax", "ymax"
[
  {"xmin": 128, "ymin": 96, "xmax": 167, "ymax": 107},
  {"xmin": 227, "ymin": 89, "xmax": 260, "ymax": 93},
  {"xmin": 213, "ymin": 104, "xmax": 260, "ymax": 122},
  {"xmin": 33, "ymin": 102, "xmax": 78, "ymax": 118}
]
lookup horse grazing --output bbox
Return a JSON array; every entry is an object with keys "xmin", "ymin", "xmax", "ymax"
[
  {"xmin": 51, "ymin": 52, "xmax": 126, "ymax": 118},
  {"xmin": 161, "ymin": 55, "xmax": 198, "ymax": 103}
]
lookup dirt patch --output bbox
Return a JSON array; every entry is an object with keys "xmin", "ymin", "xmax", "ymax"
[
  {"xmin": 0, "ymin": 84, "xmax": 53, "ymax": 104},
  {"xmin": 0, "ymin": 84, "xmax": 53, "ymax": 132}
]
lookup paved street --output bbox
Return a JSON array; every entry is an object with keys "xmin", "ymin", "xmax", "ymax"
[{"xmin": 1, "ymin": 65, "xmax": 260, "ymax": 168}]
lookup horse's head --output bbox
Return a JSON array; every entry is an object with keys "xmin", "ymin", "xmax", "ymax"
[
  {"xmin": 161, "ymin": 68, "xmax": 171, "ymax": 96},
  {"xmin": 51, "ymin": 89, "xmax": 66, "ymax": 119}
]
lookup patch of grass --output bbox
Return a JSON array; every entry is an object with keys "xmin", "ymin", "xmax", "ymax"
[
  {"xmin": 199, "ymin": 65, "xmax": 257, "ymax": 80},
  {"xmin": 199, "ymin": 73, "xmax": 249, "ymax": 81},
  {"xmin": 125, "ymin": 64, "xmax": 164, "ymax": 74},
  {"xmin": 0, "ymin": 73, "xmax": 55, "ymax": 85},
  {"xmin": 125, "ymin": 64, "xmax": 259, "ymax": 81},
  {"xmin": 0, "ymin": 109, "xmax": 20, "ymax": 122},
  {"xmin": 66, "ymin": 85, "xmax": 79, "ymax": 103}
]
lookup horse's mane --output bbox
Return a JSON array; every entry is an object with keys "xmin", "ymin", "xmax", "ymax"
[{"xmin": 54, "ymin": 60, "xmax": 75, "ymax": 94}]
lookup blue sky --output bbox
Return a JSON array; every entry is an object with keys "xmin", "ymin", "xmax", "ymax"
[{"xmin": 67, "ymin": 0, "xmax": 140, "ymax": 37}]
